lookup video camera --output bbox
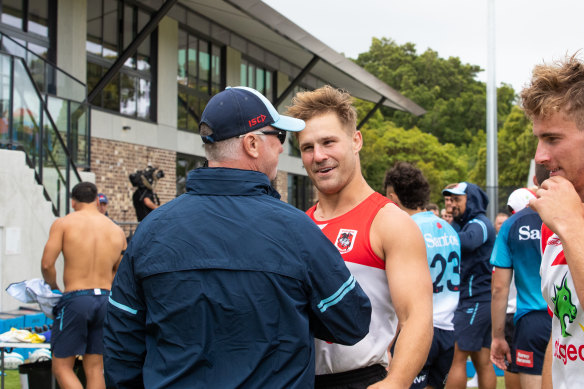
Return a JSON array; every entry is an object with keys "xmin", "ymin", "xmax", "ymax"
[{"xmin": 129, "ymin": 165, "xmax": 165, "ymax": 190}]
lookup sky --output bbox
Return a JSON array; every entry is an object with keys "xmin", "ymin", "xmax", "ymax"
[{"xmin": 263, "ymin": 0, "xmax": 584, "ymax": 93}]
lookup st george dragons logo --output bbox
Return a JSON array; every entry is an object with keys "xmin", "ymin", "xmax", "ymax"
[
  {"xmin": 552, "ymin": 273, "xmax": 578, "ymax": 337},
  {"xmin": 335, "ymin": 229, "xmax": 357, "ymax": 254}
]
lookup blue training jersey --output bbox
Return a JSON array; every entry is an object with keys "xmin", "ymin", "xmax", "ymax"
[
  {"xmin": 490, "ymin": 207, "xmax": 547, "ymax": 322},
  {"xmin": 412, "ymin": 211, "xmax": 461, "ymax": 330}
]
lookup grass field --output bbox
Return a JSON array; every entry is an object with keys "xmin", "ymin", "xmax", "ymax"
[{"xmin": 1, "ymin": 369, "xmax": 508, "ymax": 389}]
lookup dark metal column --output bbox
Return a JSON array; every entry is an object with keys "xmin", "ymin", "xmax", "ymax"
[
  {"xmin": 274, "ymin": 55, "xmax": 319, "ymax": 108},
  {"xmin": 87, "ymin": 0, "xmax": 177, "ymax": 103},
  {"xmin": 357, "ymin": 97, "xmax": 386, "ymax": 130}
]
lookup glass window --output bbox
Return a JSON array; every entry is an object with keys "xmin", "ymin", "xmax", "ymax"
[
  {"xmin": 86, "ymin": 0, "xmax": 154, "ymax": 119},
  {"xmin": 120, "ymin": 73, "xmax": 137, "ymax": 116},
  {"xmin": 177, "ymin": 30, "xmax": 187, "ymax": 85},
  {"xmin": 240, "ymin": 57, "xmax": 274, "ymax": 101},
  {"xmin": 137, "ymin": 78, "xmax": 150, "ymax": 119},
  {"xmin": 240, "ymin": 62, "xmax": 247, "ymax": 85},
  {"xmin": 122, "ymin": 5, "xmax": 134, "ymax": 67},
  {"xmin": 287, "ymin": 174, "xmax": 313, "ymax": 211},
  {"xmin": 176, "ymin": 154, "xmax": 206, "ymax": 195},
  {"xmin": 1, "ymin": 0, "xmax": 23, "ymax": 30},
  {"xmin": 137, "ymin": 10, "xmax": 150, "ymax": 71},
  {"xmin": 1, "ymin": 0, "xmax": 52, "ymax": 58},
  {"xmin": 177, "ymin": 27, "xmax": 223, "ymax": 132},
  {"xmin": 198, "ymin": 41, "xmax": 209, "ymax": 86},
  {"xmin": 27, "ymin": 0, "xmax": 48, "ymax": 37},
  {"xmin": 102, "ymin": 0, "xmax": 118, "ymax": 59},
  {"xmin": 103, "ymin": 73, "xmax": 120, "ymax": 111},
  {"xmin": 87, "ymin": 0, "xmax": 103, "ymax": 55},
  {"xmin": 187, "ymin": 35, "xmax": 198, "ymax": 88}
]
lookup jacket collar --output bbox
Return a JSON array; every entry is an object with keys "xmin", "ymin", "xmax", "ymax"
[{"xmin": 186, "ymin": 167, "xmax": 281, "ymax": 199}]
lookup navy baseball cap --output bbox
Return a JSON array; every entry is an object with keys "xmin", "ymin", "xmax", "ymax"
[
  {"xmin": 199, "ymin": 86, "xmax": 305, "ymax": 144},
  {"xmin": 442, "ymin": 182, "xmax": 468, "ymax": 196},
  {"xmin": 98, "ymin": 193, "xmax": 108, "ymax": 204}
]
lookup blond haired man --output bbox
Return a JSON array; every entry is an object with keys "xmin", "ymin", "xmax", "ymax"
[{"xmin": 288, "ymin": 86, "xmax": 433, "ymax": 388}]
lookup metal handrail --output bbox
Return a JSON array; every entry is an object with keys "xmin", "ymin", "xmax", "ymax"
[
  {"xmin": 11, "ymin": 55, "xmax": 82, "ymax": 183},
  {"xmin": 0, "ymin": 31, "xmax": 86, "ymax": 101},
  {"xmin": 0, "ymin": 51, "xmax": 83, "ymax": 215}
]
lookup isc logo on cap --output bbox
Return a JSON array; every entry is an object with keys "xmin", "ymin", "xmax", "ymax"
[{"xmin": 248, "ymin": 114, "xmax": 267, "ymax": 127}]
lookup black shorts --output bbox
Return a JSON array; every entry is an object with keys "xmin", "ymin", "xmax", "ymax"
[
  {"xmin": 513, "ymin": 310, "xmax": 551, "ymax": 375},
  {"xmin": 51, "ymin": 289, "xmax": 110, "ymax": 358},
  {"xmin": 453, "ymin": 300, "xmax": 491, "ymax": 352},
  {"xmin": 411, "ymin": 327, "xmax": 455, "ymax": 389},
  {"xmin": 505, "ymin": 313, "xmax": 519, "ymax": 373},
  {"xmin": 315, "ymin": 364, "xmax": 387, "ymax": 389}
]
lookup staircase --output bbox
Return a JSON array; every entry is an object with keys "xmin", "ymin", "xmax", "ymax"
[
  {"xmin": 0, "ymin": 32, "xmax": 90, "ymax": 217},
  {"xmin": 0, "ymin": 33, "xmax": 91, "ymax": 311}
]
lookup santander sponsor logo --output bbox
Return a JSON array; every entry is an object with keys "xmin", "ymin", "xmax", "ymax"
[
  {"xmin": 424, "ymin": 233, "xmax": 459, "ymax": 248},
  {"xmin": 554, "ymin": 339, "xmax": 584, "ymax": 365}
]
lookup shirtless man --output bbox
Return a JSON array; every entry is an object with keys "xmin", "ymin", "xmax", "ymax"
[
  {"xmin": 288, "ymin": 86, "xmax": 433, "ymax": 388},
  {"xmin": 41, "ymin": 182, "xmax": 126, "ymax": 389}
]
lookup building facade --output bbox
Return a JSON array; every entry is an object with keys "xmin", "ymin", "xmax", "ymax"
[{"xmin": 0, "ymin": 0, "xmax": 423, "ymax": 225}]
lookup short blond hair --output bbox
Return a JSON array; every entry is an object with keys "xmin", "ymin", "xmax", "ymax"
[
  {"xmin": 286, "ymin": 85, "xmax": 357, "ymax": 131},
  {"xmin": 521, "ymin": 53, "xmax": 584, "ymax": 129}
]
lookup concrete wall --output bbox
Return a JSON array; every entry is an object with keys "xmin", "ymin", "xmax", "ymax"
[
  {"xmin": 57, "ymin": 0, "xmax": 87, "ymax": 82},
  {"xmin": 0, "ymin": 150, "xmax": 64, "ymax": 312}
]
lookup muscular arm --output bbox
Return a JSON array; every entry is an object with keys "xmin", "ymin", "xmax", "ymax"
[
  {"xmin": 530, "ymin": 176, "xmax": 584, "ymax": 304},
  {"xmin": 490, "ymin": 267, "xmax": 512, "ymax": 370},
  {"xmin": 41, "ymin": 219, "xmax": 64, "ymax": 290},
  {"xmin": 370, "ymin": 208, "xmax": 433, "ymax": 388}
]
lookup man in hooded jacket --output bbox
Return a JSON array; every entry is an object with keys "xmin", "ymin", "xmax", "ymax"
[{"xmin": 442, "ymin": 182, "xmax": 496, "ymax": 389}]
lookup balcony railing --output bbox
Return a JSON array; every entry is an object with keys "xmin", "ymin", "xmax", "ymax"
[{"xmin": 0, "ymin": 51, "xmax": 82, "ymax": 216}]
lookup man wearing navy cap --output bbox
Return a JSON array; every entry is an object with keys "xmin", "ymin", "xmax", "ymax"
[
  {"xmin": 104, "ymin": 87, "xmax": 372, "ymax": 388},
  {"xmin": 442, "ymin": 182, "xmax": 497, "ymax": 389},
  {"xmin": 97, "ymin": 193, "xmax": 109, "ymax": 217}
]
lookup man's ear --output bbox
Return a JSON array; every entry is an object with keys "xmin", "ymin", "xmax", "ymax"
[
  {"xmin": 353, "ymin": 130, "xmax": 363, "ymax": 153},
  {"xmin": 242, "ymin": 134, "xmax": 260, "ymax": 159}
]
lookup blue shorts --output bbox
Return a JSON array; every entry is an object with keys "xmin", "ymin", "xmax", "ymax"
[
  {"xmin": 453, "ymin": 300, "xmax": 491, "ymax": 352},
  {"xmin": 51, "ymin": 289, "xmax": 110, "ymax": 358},
  {"xmin": 513, "ymin": 310, "xmax": 551, "ymax": 375},
  {"xmin": 411, "ymin": 327, "xmax": 455, "ymax": 389}
]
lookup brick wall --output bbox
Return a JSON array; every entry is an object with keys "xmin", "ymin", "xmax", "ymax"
[
  {"xmin": 90, "ymin": 138, "xmax": 176, "ymax": 227},
  {"xmin": 273, "ymin": 170, "xmax": 288, "ymax": 203}
]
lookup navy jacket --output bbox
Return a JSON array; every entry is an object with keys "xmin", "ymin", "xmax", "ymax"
[
  {"xmin": 104, "ymin": 168, "xmax": 372, "ymax": 389},
  {"xmin": 452, "ymin": 183, "xmax": 496, "ymax": 302}
]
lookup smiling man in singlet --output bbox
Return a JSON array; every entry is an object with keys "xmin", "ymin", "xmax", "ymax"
[
  {"xmin": 41, "ymin": 182, "xmax": 126, "ymax": 389},
  {"xmin": 288, "ymin": 86, "xmax": 433, "ymax": 388}
]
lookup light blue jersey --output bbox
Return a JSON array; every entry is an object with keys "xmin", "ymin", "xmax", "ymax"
[
  {"xmin": 490, "ymin": 207, "xmax": 547, "ymax": 322},
  {"xmin": 412, "ymin": 211, "xmax": 461, "ymax": 330}
]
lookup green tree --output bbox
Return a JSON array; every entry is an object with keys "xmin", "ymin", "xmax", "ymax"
[
  {"xmin": 358, "ymin": 114, "xmax": 467, "ymax": 205},
  {"xmin": 354, "ymin": 38, "xmax": 516, "ymax": 147}
]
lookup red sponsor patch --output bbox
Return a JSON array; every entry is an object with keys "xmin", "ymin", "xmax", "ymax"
[
  {"xmin": 548, "ymin": 237, "xmax": 562, "ymax": 246},
  {"xmin": 516, "ymin": 349, "xmax": 534, "ymax": 368},
  {"xmin": 436, "ymin": 222, "xmax": 442, "ymax": 229}
]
